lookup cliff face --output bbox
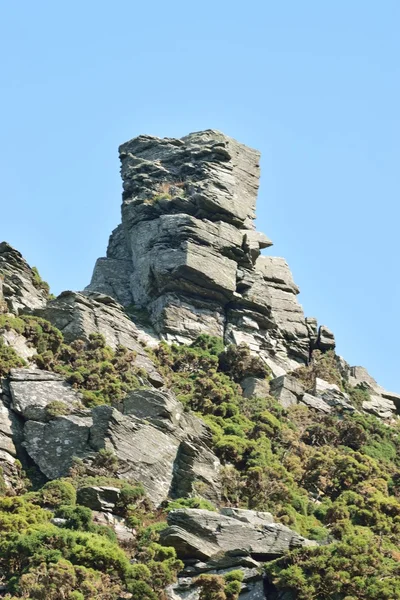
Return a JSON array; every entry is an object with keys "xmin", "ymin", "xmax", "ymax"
[{"xmin": 86, "ymin": 130, "xmax": 330, "ymax": 376}]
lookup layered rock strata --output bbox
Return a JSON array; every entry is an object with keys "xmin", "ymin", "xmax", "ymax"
[
  {"xmin": 86, "ymin": 130, "xmax": 327, "ymax": 374},
  {"xmin": 1, "ymin": 371, "xmax": 220, "ymax": 506},
  {"xmin": 161, "ymin": 508, "xmax": 315, "ymax": 599},
  {"xmin": 0, "ymin": 242, "xmax": 48, "ymax": 314}
]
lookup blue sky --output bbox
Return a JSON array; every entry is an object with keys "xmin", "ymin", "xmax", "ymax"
[{"xmin": 1, "ymin": 1, "xmax": 399, "ymax": 391}]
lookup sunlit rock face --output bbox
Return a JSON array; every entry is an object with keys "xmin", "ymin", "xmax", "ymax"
[{"xmin": 86, "ymin": 130, "xmax": 313, "ymax": 374}]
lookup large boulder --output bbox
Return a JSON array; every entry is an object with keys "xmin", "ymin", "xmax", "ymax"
[
  {"xmin": 8, "ymin": 368, "xmax": 83, "ymax": 421},
  {"xmin": 362, "ymin": 395, "xmax": 397, "ymax": 420},
  {"xmin": 240, "ymin": 377, "xmax": 270, "ymax": 399},
  {"xmin": 24, "ymin": 414, "xmax": 93, "ymax": 479},
  {"xmin": 77, "ymin": 486, "xmax": 121, "ymax": 512},
  {"xmin": 316, "ymin": 325, "xmax": 336, "ymax": 352},
  {"xmin": 269, "ymin": 374, "xmax": 305, "ymax": 407},
  {"xmin": 314, "ymin": 378, "xmax": 355, "ymax": 412},
  {"xmin": 160, "ymin": 508, "xmax": 314, "ymax": 562}
]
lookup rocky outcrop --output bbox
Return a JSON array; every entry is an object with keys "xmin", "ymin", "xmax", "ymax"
[
  {"xmin": 91, "ymin": 389, "xmax": 221, "ymax": 505},
  {"xmin": 161, "ymin": 508, "xmax": 314, "ymax": 599},
  {"xmin": 77, "ymin": 485, "xmax": 121, "ymax": 512},
  {"xmin": 161, "ymin": 508, "xmax": 314, "ymax": 562},
  {"xmin": 86, "ymin": 130, "xmax": 315, "ymax": 374},
  {"xmin": 269, "ymin": 375, "xmax": 305, "ymax": 408},
  {"xmin": 269, "ymin": 374, "xmax": 354, "ymax": 414},
  {"xmin": 35, "ymin": 290, "xmax": 163, "ymax": 387},
  {"xmin": 2, "ymin": 370, "xmax": 220, "ymax": 505},
  {"xmin": 313, "ymin": 378, "xmax": 355, "ymax": 412},
  {"xmin": 9, "ymin": 368, "xmax": 83, "ymax": 421},
  {"xmin": 0, "ymin": 242, "xmax": 48, "ymax": 314},
  {"xmin": 240, "ymin": 377, "xmax": 270, "ymax": 399},
  {"xmin": 341, "ymin": 363, "xmax": 400, "ymax": 419}
]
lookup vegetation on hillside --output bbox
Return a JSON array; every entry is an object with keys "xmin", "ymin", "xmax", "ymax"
[{"xmin": 1, "ymin": 316, "xmax": 400, "ymax": 598}]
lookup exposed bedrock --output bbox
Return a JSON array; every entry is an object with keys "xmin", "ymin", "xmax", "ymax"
[
  {"xmin": 1, "ymin": 369, "xmax": 221, "ymax": 506},
  {"xmin": 85, "ymin": 130, "xmax": 328, "ymax": 374}
]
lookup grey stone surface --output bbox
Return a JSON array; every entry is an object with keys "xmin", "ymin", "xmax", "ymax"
[
  {"xmin": 314, "ymin": 378, "xmax": 355, "ymax": 412},
  {"xmin": 300, "ymin": 393, "xmax": 332, "ymax": 414},
  {"xmin": 35, "ymin": 291, "xmax": 163, "ymax": 387},
  {"xmin": 91, "ymin": 392, "xmax": 221, "ymax": 506},
  {"xmin": 225, "ymin": 257, "xmax": 310, "ymax": 374},
  {"xmin": 167, "ymin": 566, "xmax": 265, "ymax": 600},
  {"xmin": 77, "ymin": 486, "xmax": 121, "ymax": 512},
  {"xmin": 269, "ymin": 375, "xmax": 305, "ymax": 408},
  {"xmin": 160, "ymin": 508, "xmax": 314, "ymax": 561},
  {"xmin": 24, "ymin": 414, "xmax": 93, "ymax": 479},
  {"xmin": 305, "ymin": 317, "xmax": 318, "ymax": 349},
  {"xmin": 0, "ymin": 400, "xmax": 19, "ymax": 456},
  {"xmin": 240, "ymin": 377, "xmax": 270, "ymax": 399},
  {"xmin": 362, "ymin": 395, "xmax": 397, "ymax": 420},
  {"xmin": 316, "ymin": 325, "xmax": 336, "ymax": 351},
  {"xmin": 0, "ymin": 329, "xmax": 36, "ymax": 361},
  {"xmin": 220, "ymin": 507, "xmax": 274, "ymax": 526},
  {"xmin": 92, "ymin": 510, "xmax": 135, "ymax": 545},
  {"xmin": 9, "ymin": 368, "xmax": 82, "ymax": 421},
  {"xmin": 90, "ymin": 405, "xmax": 181, "ymax": 505},
  {"xmin": 7, "ymin": 373, "xmax": 220, "ymax": 505},
  {"xmin": 86, "ymin": 130, "xmax": 313, "ymax": 373},
  {"xmin": 0, "ymin": 242, "xmax": 48, "ymax": 314}
]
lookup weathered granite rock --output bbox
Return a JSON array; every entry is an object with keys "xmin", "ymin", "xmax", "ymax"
[
  {"xmin": 300, "ymin": 393, "xmax": 332, "ymax": 414},
  {"xmin": 167, "ymin": 567, "xmax": 265, "ymax": 600},
  {"xmin": 9, "ymin": 368, "xmax": 82, "ymax": 421},
  {"xmin": 225, "ymin": 257, "xmax": 310, "ymax": 374},
  {"xmin": 0, "ymin": 400, "xmax": 19, "ymax": 456},
  {"xmin": 35, "ymin": 291, "xmax": 163, "ymax": 387},
  {"xmin": 160, "ymin": 509, "xmax": 314, "ymax": 562},
  {"xmin": 86, "ymin": 131, "xmax": 313, "ymax": 373},
  {"xmin": 305, "ymin": 317, "xmax": 318, "ymax": 349},
  {"xmin": 314, "ymin": 378, "xmax": 355, "ymax": 412},
  {"xmin": 24, "ymin": 414, "xmax": 93, "ymax": 479},
  {"xmin": 91, "ymin": 392, "xmax": 221, "ymax": 505},
  {"xmin": 339, "ymin": 364, "xmax": 400, "ymax": 418},
  {"xmin": 316, "ymin": 325, "xmax": 336, "ymax": 351},
  {"xmin": 149, "ymin": 293, "xmax": 225, "ymax": 343},
  {"xmin": 348, "ymin": 365, "xmax": 381, "ymax": 391},
  {"xmin": 92, "ymin": 511, "xmax": 134, "ymax": 545},
  {"xmin": 269, "ymin": 375, "xmax": 305, "ymax": 408},
  {"xmin": 0, "ymin": 242, "xmax": 48, "ymax": 314},
  {"xmin": 8, "ymin": 372, "xmax": 220, "ymax": 505},
  {"xmin": 90, "ymin": 405, "xmax": 181, "ymax": 505},
  {"xmin": 220, "ymin": 508, "xmax": 274, "ymax": 526},
  {"xmin": 362, "ymin": 395, "xmax": 397, "ymax": 420},
  {"xmin": 77, "ymin": 485, "xmax": 121, "ymax": 512},
  {"xmin": 0, "ymin": 329, "xmax": 36, "ymax": 361},
  {"xmin": 240, "ymin": 377, "xmax": 270, "ymax": 399}
]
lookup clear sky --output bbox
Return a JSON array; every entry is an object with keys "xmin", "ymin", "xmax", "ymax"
[{"xmin": 1, "ymin": 1, "xmax": 399, "ymax": 392}]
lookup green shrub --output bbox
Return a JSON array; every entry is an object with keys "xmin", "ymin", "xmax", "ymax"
[
  {"xmin": 31, "ymin": 266, "xmax": 51, "ymax": 296},
  {"xmin": 39, "ymin": 480, "xmax": 77, "ymax": 508},
  {"xmin": 165, "ymin": 497, "xmax": 216, "ymax": 512},
  {"xmin": 218, "ymin": 342, "xmax": 270, "ymax": 382}
]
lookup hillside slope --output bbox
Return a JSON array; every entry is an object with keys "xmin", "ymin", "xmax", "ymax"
[{"xmin": 0, "ymin": 131, "xmax": 399, "ymax": 600}]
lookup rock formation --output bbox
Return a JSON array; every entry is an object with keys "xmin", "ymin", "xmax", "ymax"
[
  {"xmin": 1, "ymin": 129, "xmax": 400, "ymax": 600},
  {"xmin": 0, "ymin": 242, "xmax": 48, "ymax": 314},
  {"xmin": 86, "ymin": 130, "xmax": 332, "ymax": 375},
  {"xmin": 2, "ymin": 371, "xmax": 220, "ymax": 505},
  {"xmin": 162, "ymin": 508, "xmax": 315, "ymax": 599}
]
